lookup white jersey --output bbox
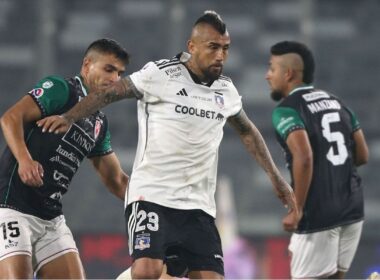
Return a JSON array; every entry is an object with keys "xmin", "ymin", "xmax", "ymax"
[{"xmin": 128, "ymin": 53, "xmax": 242, "ymax": 217}]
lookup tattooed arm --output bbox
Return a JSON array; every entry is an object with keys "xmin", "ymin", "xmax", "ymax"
[
  {"xmin": 228, "ymin": 109, "xmax": 299, "ymax": 231},
  {"xmin": 37, "ymin": 76, "xmax": 141, "ymax": 133}
]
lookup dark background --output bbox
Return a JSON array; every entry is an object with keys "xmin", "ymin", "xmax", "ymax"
[{"xmin": 0, "ymin": 0, "xmax": 379, "ymax": 278}]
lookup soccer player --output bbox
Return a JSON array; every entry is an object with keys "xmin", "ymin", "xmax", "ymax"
[
  {"xmin": 0, "ymin": 39, "xmax": 130, "ymax": 278},
  {"xmin": 266, "ymin": 41, "xmax": 369, "ymax": 279},
  {"xmin": 37, "ymin": 12, "xmax": 298, "ymax": 279}
]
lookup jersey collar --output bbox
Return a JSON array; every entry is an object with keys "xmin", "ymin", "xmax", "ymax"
[
  {"xmin": 75, "ymin": 75, "xmax": 88, "ymax": 96},
  {"xmin": 288, "ymin": 85, "xmax": 314, "ymax": 96},
  {"xmin": 180, "ymin": 52, "xmax": 215, "ymax": 87}
]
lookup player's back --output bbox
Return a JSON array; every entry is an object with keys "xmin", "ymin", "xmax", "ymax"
[{"xmin": 278, "ymin": 87, "xmax": 364, "ymax": 233}]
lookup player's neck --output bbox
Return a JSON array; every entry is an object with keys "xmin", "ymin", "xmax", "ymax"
[{"xmin": 185, "ymin": 60, "xmax": 211, "ymax": 84}]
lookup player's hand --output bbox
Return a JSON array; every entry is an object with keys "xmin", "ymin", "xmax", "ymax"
[
  {"xmin": 36, "ymin": 115, "xmax": 71, "ymax": 134},
  {"xmin": 18, "ymin": 158, "xmax": 44, "ymax": 187},
  {"xmin": 283, "ymin": 208, "xmax": 302, "ymax": 232}
]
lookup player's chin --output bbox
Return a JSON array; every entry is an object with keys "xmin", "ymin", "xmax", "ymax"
[{"xmin": 208, "ymin": 68, "xmax": 223, "ymax": 80}]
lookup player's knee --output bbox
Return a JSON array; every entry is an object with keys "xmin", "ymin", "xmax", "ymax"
[{"xmin": 132, "ymin": 264, "xmax": 162, "ymax": 279}]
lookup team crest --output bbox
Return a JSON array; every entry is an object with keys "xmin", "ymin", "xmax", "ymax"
[
  {"xmin": 135, "ymin": 234, "xmax": 151, "ymax": 250},
  {"xmin": 214, "ymin": 92, "xmax": 224, "ymax": 109},
  {"xmin": 94, "ymin": 120, "xmax": 101, "ymax": 140},
  {"xmin": 29, "ymin": 88, "xmax": 44, "ymax": 98}
]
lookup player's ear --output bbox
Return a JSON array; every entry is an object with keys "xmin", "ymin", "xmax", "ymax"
[
  {"xmin": 187, "ymin": 39, "xmax": 195, "ymax": 55},
  {"xmin": 286, "ymin": 68, "xmax": 296, "ymax": 82},
  {"xmin": 82, "ymin": 57, "xmax": 91, "ymax": 75}
]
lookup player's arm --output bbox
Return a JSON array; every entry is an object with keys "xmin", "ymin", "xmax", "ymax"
[
  {"xmin": 37, "ymin": 76, "xmax": 141, "ymax": 134},
  {"xmin": 228, "ymin": 109, "xmax": 297, "ymax": 214},
  {"xmin": 353, "ymin": 129, "xmax": 369, "ymax": 166},
  {"xmin": 286, "ymin": 130, "xmax": 313, "ymax": 221},
  {"xmin": 89, "ymin": 152, "xmax": 129, "ymax": 200},
  {"xmin": 0, "ymin": 96, "xmax": 44, "ymax": 187}
]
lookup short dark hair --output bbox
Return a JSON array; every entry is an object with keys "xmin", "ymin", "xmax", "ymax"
[
  {"xmin": 270, "ymin": 41, "xmax": 315, "ymax": 84},
  {"xmin": 194, "ymin": 10, "xmax": 226, "ymax": 35},
  {"xmin": 84, "ymin": 38, "xmax": 130, "ymax": 65}
]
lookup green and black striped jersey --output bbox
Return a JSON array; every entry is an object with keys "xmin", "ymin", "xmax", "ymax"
[
  {"xmin": 0, "ymin": 75, "xmax": 113, "ymax": 220},
  {"xmin": 272, "ymin": 86, "xmax": 364, "ymax": 233}
]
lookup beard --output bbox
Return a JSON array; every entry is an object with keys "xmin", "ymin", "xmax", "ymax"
[
  {"xmin": 270, "ymin": 90, "xmax": 283, "ymax": 101},
  {"xmin": 203, "ymin": 65, "xmax": 223, "ymax": 82}
]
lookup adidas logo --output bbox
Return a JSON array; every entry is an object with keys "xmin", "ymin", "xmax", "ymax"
[{"xmin": 176, "ymin": 88, "xmax": 188, "ymax": 96}]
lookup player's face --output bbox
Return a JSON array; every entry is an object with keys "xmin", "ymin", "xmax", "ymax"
[
  {"xmin": 266, "ymin": 55, "xmax": 287, "ymax": 101},
  {"xmin": 84, "ymin": 53, "xmax": 126, "ymax": 92},
  {"xmin": 190, "ymin": 25, "xmax": 230, "ymax": 82}
]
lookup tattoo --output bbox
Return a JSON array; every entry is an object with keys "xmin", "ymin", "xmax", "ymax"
[
  {"xmin": 121, "ymin": 76, "xmax": 143, "ymax": 99},
  {"xmin": 228, "ymin": 110, "xmax": 251, "ymax": 135},
  {"xmin": 63, "ymin": 76, "xmax": 142, "ymax": 123},
  {"xmin": 229, "ymin": 110, "xmax": 292, "ymax": 200}
]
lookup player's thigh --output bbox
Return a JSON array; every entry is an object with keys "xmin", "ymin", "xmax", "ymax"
[
  {"xmin": 34, "ymin": 215, "xmax": 81, "ymax": 277},
  {"xmin": 338, "ymin": 221, "xmax": 363, "ymax": 272},
  {"xmin": 126, "ymin": 202, "xmax": 168, "ymax": 258},
  {"xmin": 132, "ymin": 257, "xmax": 164, "ymax": 279},
  {"xmin": 36, "ymin": 251, "xmax": 85, "ymax": 279},
  {"xmin": 0, "ymin": 208, "xmax": 35, "ymax": 278},
  {"xmin": 188, "ymin": 270, "xmax": 224, "ymax": 279},
  {"xmin": 126, "ymin": 202, "xmax": 169, "ymax": 278},
  {"xmin": 289, "ymin": 229, "xmax": 340, "ymax": 279},
  {"xmin": 0, "ymin": 254, "xmax": 33, "ymax": 279},
  {"xmin": 182, "ymin": 211, "xmax": 224, "ymax": 277}
]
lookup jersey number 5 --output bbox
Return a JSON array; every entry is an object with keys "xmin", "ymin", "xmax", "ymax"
[{"xmin": 321, "ymin": 112, "xmax": 348, "ymax": 166}]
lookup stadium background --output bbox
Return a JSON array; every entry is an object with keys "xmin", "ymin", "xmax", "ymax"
[{"xmin": 0, "ymin": 0, "xmax": 379, "ymax": 278}]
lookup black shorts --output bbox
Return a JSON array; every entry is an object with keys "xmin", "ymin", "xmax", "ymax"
[{"xmin": 125, "ymin": 201, "xmax": 224, "ymax": 276}]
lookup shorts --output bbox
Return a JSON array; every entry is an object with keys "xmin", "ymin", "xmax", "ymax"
[
  {"xmin": 0, "ymin": 208, "xmax": 78, "ymax": 274},
  {"xmin": 289, "ymin": 220, "xmax": 363, "ymax": 279},
  {"xmin": 125, "ymin": 201, "xmax": 224, "ymax": 276}
]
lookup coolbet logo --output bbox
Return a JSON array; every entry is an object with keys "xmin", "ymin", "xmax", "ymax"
[
  {"xmin": 29, "ymin": 88, "xmax": 44, "ymax": 98},
  {"xmin": 175, "ymin": 105, "xmax": 224, "ymax": 121}
]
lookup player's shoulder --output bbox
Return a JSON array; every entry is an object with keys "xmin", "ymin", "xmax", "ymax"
[
  {"xmin": 37, "ymin": 75, "xmax": 69, "ymax": 92},
  {"xmin": 218, "ymin": 74, "xmax": 233, "ymax": 83},
  {"xmin": 154, "ymin": 55, "xmax": 181, "ymax": 70},
  {"xmin": 214, "ymin": 74, "xmax": 236, "ymax": 93},
  {"xmin": 40, "ymin": 75, "xmax": 67, "ymax": 87}
]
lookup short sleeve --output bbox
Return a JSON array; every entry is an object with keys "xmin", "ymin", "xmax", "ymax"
[
  {"xmin": 87, "ymin": 129, "xmax": 113, "ymax": 158},
  {"xmin": 345, "ymin": 107, "xmax": 360, "ymax": 132},
  {"xmin": 28, "ymin": 76, "xmax": 70, "ymax": 117},
  {"xmin": 129, "ymin": 61, "xmax": 165, "ymax": 103},
  {"xmin": 228, "ymin": 83, "xmax": 243, "ymax": 117},
  {"xmin": 272, "ymin": 107, "xmax": 305, "ymax": 141}
]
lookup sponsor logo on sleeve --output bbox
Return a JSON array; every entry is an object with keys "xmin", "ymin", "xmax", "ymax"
[
  {"xmin": 94, "ymin": 120, "xmax": 101, "ymax": 140},
  {"xmin": 42, "ymin": 80, "xmax": 54, "ymax": 89},
  {"xmin": 214, "ymin": 92, "xmax": 225, "ymax": 109},
  {"xmin": 29, "ymin": 88, "xmax": 44, "ymax": 98}
]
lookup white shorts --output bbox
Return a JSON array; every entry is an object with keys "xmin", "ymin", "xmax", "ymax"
[
  {"xmin": 289, "ymin": 220, "xmax": 363, "ymax": 279},
  {"xmin": 0, "ymin": 208, "xmax": 78, "ymax": 274}
]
